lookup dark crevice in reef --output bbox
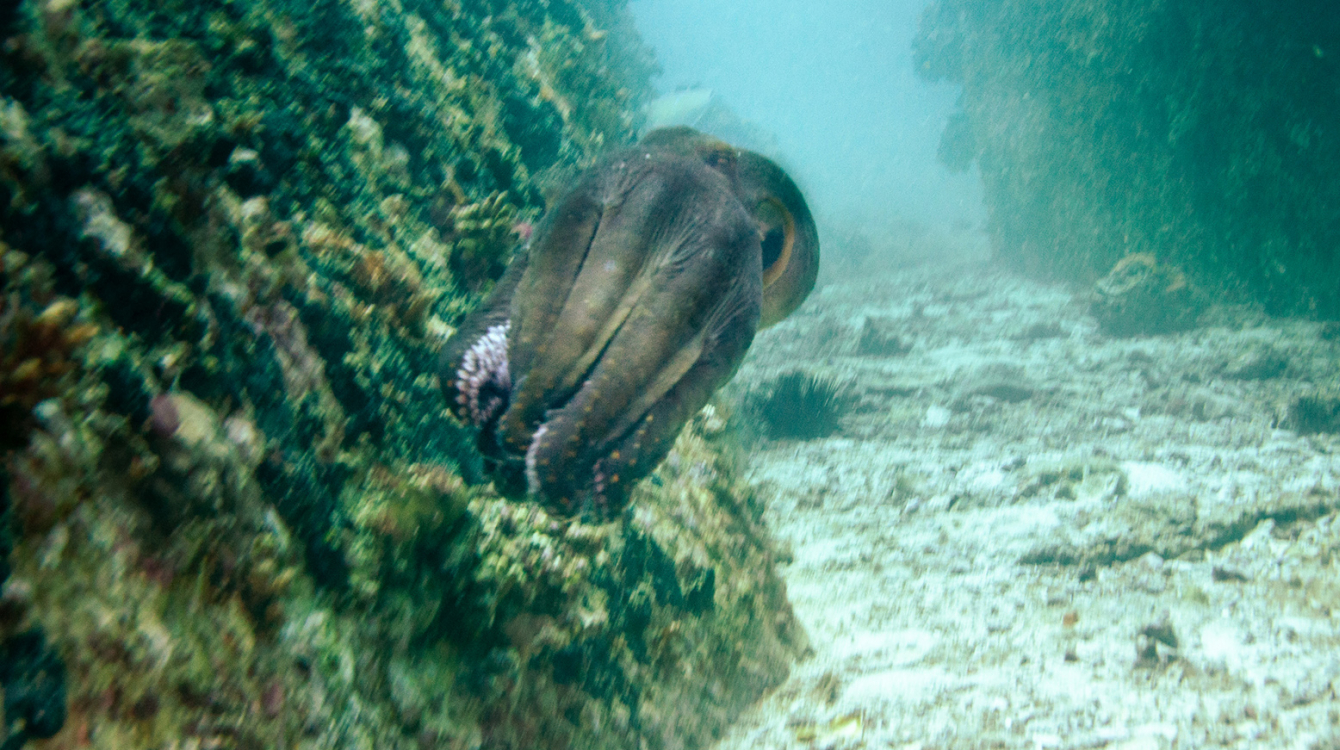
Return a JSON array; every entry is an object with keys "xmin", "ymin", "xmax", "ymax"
[
  {"xmin": 0, "ymin": 468, "xmax": 12, "ymax": 585},
  {"xmin": 98, "ymin": 357, "xmax": 155, "ymax": 429},
  {"xmin": 80, "ymin": 253, "xmax": 199, "ymax": 342},
  {"xmin": 0, "ymin": 0, "xmax": 21, "ymax": 34},
  {"xmin": 620, "ymin": 527, "xmax": 687, "ymax": 613},
  {"xmin": 254, "ymin": 455, "xmax": 353, "ymax": 591},
  {"xmin": 0, "ymin": 630, "xmax": 67, "ymax": 748},
  {"xmin": 503, "ymin": 88, "xmax": 565, "ymax": 173},
  {"xmin": 287, "ymin": 288, "xmax": 384, "ymax": 446},
  {"xmin": 182, "ymin": 294, "xmax": 355, "ymax": 592}
]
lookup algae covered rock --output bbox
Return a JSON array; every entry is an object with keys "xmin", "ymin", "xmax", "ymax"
[
  {"xmin": 462, "ymin": 417, "xmax": 806, "ymax": 748},
  {"xmin": 916, "ymin": 0, "xmax": 1340, "ymax": 318},
  {"xmin": 0, "ymin": 0, "xmax": 804, "ymax": 746},
  {"xmin": 1089, "ymin": 253, "xmax": 1204, "ymax": 336}
]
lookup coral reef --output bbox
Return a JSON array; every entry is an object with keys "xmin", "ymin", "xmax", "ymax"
[
  {"xmin": 444, "ymin": 191, "xmax": 520, "ymax": 291},
  {"xmin": 0, "ymin": 0, "xmax": 804, "ymax": 747},
  {"xmin": 0, "ymin": 249, "xmax": 97, "ymax": 450},
  {"xmin": 916, "ymin": 0, "xmax": 1340, "ymax": 317}
]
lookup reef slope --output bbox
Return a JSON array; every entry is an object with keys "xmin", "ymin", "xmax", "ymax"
[{"xmin": 0, "ymin": 0, "xmax": 805, "ymax": 747}]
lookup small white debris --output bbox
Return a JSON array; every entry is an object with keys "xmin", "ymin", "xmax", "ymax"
[
  {"xmin": 1120, "ymin": 461, "xmax": 1186, "ymax": 497},
  {"xmin": 922, "ymin": 404, "xmax": 952, "ymax": 428}
]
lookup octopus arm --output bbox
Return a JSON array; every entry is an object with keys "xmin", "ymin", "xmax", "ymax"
[
  {"xmin": 500, "ymin": 153, "xmax": 744, "ymax": 457},
  {"xmin": 516, "ymin": 167, "xmax": 761, "ymax": 512}
]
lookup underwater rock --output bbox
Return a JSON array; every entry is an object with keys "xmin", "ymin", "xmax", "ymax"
[
  {"xmin": 1288, "ymin": 392, "xmax": 1340, "ymax": 436},
  {"xmin": 1012, "ymin": 321, "xmax": 1064, "ymax": 342},
  {"xmin": 953, "ymin": 362, "xmax": 1035, "ymax": 404},
  {"xmin": 1220, "ymin": 346, "xmax": 1290, "ymax": 381},
  {"xmin": 1135, "ymin": 611, "xmax": 1179, "ymax": 666},
  {"xmin": 454, "ymin": 418, "xmax": 806, "ymax": 749},
  {"xmin": 1090, "ymin": 254, "xmax": 1203, "ymax": 336},
  {"xmin": 916, "ymin": 0, "xmax": 1340, "ymax": 318},
  {"xmin": 855, "ymin": 316, "xmax": 913, "ymax": 356}
]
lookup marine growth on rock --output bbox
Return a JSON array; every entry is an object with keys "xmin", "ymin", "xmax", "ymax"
[{"xmin": 0, "ymin": 0, "xmax": 809, "ymax": 747}]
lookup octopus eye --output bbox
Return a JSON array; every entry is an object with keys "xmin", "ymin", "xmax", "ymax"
[
  {"xmin": 735, "ymin": 150, "xmax": 818, "ymax": 328},
  {"xmin": 756, "ymin": 197, "xmax": 796, "ymax": 287}
]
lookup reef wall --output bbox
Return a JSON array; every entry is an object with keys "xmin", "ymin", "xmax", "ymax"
[
  {"xmin": 0, "ymin": 0, "xmax": 806, "ymax": 747},
  {"xmin": 915, "ymin": 0, "xmax": 1340, "ymax": 317}
]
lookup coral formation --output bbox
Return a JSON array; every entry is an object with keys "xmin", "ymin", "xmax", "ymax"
[
  {"xmin": 444, "ymin": 191, "xmax": 520, "ymax": 290},
  {"xmin": 916, "ymin": 0, "xmax": 1340, "ymax": 317},
  {"xmin": 0, "ymin": 0, "xmax": 804, "ymax": 747},
  {"xmin": 0, "ymin": 250, "xmax": 96, "ymax": 450}
]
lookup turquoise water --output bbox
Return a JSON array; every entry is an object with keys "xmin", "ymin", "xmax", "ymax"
[{"xmin": 630, "ymin": 0, "xmax": 985, "ymax": 230}]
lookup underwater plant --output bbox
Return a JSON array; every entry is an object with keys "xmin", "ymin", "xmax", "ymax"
[{"xmin": 752, "ymin": 370, "xmax": 848, "ymax": 440}]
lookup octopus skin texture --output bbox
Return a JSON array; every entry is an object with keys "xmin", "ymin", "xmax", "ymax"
[{"xmin": 440, "ymin": 127, "xmax": 819, "ymax": 519}]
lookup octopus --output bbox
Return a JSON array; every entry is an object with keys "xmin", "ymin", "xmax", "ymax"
[{"xmin": 440, "ymin": 126, "xmax": 819, "ymax": 519}]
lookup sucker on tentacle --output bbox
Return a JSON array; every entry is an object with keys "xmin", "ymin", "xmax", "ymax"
[{"xmin": 453, "ymin": 322, "xmax": 511, "ymax": 428}]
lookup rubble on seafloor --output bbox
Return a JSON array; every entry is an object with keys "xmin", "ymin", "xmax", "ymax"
[
  {"xmin": 0, "ymin": 0, "xmax": 806, "ymax": 747},
  {"xmin": 715, "ymin": 248, "xmax": 1340, "ymax": 750}
]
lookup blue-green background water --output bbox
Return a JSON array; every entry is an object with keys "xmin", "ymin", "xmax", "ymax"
[{"xmin": 629, "ymin": 0, "xmax": 985, "ymax": 230}]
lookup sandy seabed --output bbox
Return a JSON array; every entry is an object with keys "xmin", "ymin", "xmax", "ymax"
[{"xmin": 716, "ymin": 246, "xmax": 1340, "ymax": 750}]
